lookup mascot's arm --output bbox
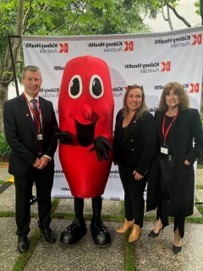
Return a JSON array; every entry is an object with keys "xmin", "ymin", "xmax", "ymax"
[
  {"xmin": 53, "ymin": 127, "xmax": 73, "ymax": 144},
  {"xmin": 90, "ymin": 136, "xmax": 112, "ymax": 161}
]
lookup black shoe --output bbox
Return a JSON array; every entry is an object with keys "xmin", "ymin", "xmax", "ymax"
[
  {"xmin": 17, "ymin": 236, "xmax": 29, "ymax": 253},
  {"xmin": 41, "ymin": 227, "xmax": 56, "ymax": 243},
  {"xmin": 148, "ymin": 227, "xmax": 163, "ymax": 238},
  {"xmin": 60, "ymin": 218, "xmax": 87, "ymax": 246},
  {"xmin": 173, "ymin": 244, "xmax": 182, "ymax": 254},
  {"xmin": 90, "ymin": 220, "xmax": 112, "ymax": 247}
]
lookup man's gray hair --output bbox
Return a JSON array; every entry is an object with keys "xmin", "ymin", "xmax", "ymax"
[{"xmin": 22, "ymin": 65, "xmax": 41, "ymax": 78}]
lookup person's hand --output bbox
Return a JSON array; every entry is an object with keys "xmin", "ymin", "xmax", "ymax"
[
  {"xmin": 36, "ymin": 156, "xmax": 50, "ymax": 169},
  {"xmin": 33, "ymin": 158, "xmax": 41, "ymax": 168},
  {"xmin": 53, "ymin": 127, "xmax": 72, "ymax": 144},
  {"xmin": 90, "ymin": 136, "xmax": 112, "ymax": 161},
  {"xmin": 184, "ymin": 159, "xmax": 190, "ymax": 166},
  {"xmin": 133, "ymin": 170, "xmax": 144, "ymax": 181}
]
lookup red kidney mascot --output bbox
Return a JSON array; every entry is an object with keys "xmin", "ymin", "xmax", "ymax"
[{"xmin": 57, "ymin": 55, "xmax": 114, "ymax": 247}]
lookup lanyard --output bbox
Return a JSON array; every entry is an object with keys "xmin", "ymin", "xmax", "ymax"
[{"xmin": 161, "ymin": 111, "xmax": 178, "ymax": 144}]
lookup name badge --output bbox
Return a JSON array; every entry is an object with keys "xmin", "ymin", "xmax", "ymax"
[
  {"xmin": 37, "ymin": 134, "xmax": 43, "ymax": 141},
  {"xmin": 160, "ymin": 146, "xmax": 168, "ymax": 155}
]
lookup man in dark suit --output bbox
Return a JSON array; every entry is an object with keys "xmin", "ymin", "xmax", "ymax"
[{"xmin": 3, "ymin": 65, "xmax": 58, "ymax": 253}]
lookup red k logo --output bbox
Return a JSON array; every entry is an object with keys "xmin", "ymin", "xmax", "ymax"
[
  {"xmin": 59, "ymin": 43, "xmax": 68, "ymax": 53},
  {"xmin": 161, "ymin": 61, "xmax": 171, "ymax": 72},
  {"xmin": 124, "ymin": 41, "xmax": 134, "ymax": 51},
  {"xmin": 189, "ymin": 83, "xmax": 200, "ymax": 93},
  {"xmin": 192, "ymin": 34, "xmax": 202, "ymax": 45}
]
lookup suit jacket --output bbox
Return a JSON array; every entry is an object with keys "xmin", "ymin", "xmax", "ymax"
[
  {"xmin": 114, "ymin": 109, "xmax": 157, "ymax": 175},
  {"xmin": 3, "ymin": 94, "xmax": 58, "ymax": 176},
  {"xmin": 155, "ymin": 108, "xmax": 203, "ymax": 216}
]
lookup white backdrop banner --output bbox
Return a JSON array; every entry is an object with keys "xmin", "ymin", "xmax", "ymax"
[{"xmin": 22, "ymin": 26, "xmax": 203, "ymax": 199}]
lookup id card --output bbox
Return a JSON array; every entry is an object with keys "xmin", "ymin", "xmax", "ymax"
[
  {"xmin": 37, "ymin": 133, "xmax": 43, "ymax": 141},
  {"xmin": 160, "ymin": 145, "xmax": 168, "ymax": 155}
]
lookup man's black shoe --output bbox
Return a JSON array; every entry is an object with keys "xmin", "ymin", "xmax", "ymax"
[
  {"xmin": 41, "ymin": 227, "xmax": 56, "ymax": 243},
  {"xmin": 60, "ymin": 218, "xmax": 87, "ymax": 246},
  {"xmin": 90, "ymin": 220, "xmax": 112, "ymax": 247},
  {"xmin": 17, "ymin": 236, "xmax": 29, "ymax": 253}
]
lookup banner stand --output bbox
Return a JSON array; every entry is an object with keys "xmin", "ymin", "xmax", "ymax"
[{"xmin": 7, "ymin": 28, "xmax": 203, "ymax": 205}]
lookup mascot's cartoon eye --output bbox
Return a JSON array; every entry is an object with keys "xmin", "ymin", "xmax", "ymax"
[
  {"xmin": 89, "ymin": 75, "xmax": 104, "ymax": 99},
  {"xmin": 68, "ymin": 75, "xmax": 82, "ymax": 99}
]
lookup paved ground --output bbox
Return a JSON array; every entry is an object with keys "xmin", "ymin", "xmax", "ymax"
[{"xmin": 0, "ymin": 166, "xmax": 203, "ymax": 271}]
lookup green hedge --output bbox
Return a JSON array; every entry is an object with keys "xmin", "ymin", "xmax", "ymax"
[{"xmin": 0, "ymin": 133, "xmax": 10, "ymax": 161}]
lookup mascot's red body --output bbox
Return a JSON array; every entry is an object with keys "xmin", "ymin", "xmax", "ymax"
[{"xmin": 58, "ymin": 55, "xmax": 114, "ymax": 198}]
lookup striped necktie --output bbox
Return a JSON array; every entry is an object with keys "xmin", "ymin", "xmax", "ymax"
[
  {"xmin": 31, "ymin": 99, "xmax": 43, "ymax": 155},
  {"xmin": 31, "ymin": 99, "xmax": 41, "ymax": 132}
]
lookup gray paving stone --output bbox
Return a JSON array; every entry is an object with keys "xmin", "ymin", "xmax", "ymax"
[
  {"xmin": 135, "ymin": 222, "xmax": 203, "ymax": 271},
  {"xmin": 24, "ymin": 219, "xmax": 124, "ymax": 271},
  {"xmin": 0, "ymin": 166, "xmax": 202, "ymax": 271},
  {"xmin": 0, "ymin": 217, "xmax": 38, "ymax": 271}
]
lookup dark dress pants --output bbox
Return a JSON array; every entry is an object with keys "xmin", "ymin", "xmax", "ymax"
[
  {"xmin": 119, "ymin": 165, "xmax": 147, "ymax": 228},
  {"xmin": 14, "ymin": 164, "xmax": 54, "ymax": 237},
  {"xmin": 74, "ymin": 196, "xmax": 102, "ymax": 221},
  {"xmin": 157, "ymin": 157, "xmax": 185, "ymax": 238}
]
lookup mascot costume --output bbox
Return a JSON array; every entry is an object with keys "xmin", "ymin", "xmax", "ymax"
[{"xmin": 56, "ymin": 55, "xmax": 114, "ymax": 247}]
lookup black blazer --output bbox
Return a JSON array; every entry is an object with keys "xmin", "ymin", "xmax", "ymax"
[
  {"xmin": 3, "ymin": 94, "xmax": 58, "ymax": 176},
  {"xmin": 114, "ymin": 109, "xmax": 157, "ymax": 175}
]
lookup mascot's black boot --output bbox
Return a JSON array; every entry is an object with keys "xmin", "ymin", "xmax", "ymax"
[
  {"xmin": 90, "ymin": 219, "xmax": 112, "ymax": 247},
  {"xmin": 60, "ymin": 218, "xmax": 87, "ymax": 246}
]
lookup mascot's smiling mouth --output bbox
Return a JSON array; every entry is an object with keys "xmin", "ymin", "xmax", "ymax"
[{"xmin": 76, "ymin": 120, "xmax": 97, "ymax": 146}]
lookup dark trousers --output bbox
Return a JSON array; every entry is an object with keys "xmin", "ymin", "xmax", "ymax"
[
  {"xmin": 74, "ymin": 196, "xmax": 102, "ymax": 222},
  {"xmin": 14, "ymin": 165, "xmax": 54, "ymax": 237},
  {"xmin": 118, "ymin": 165, "xmax": 147, "ymax": 228},
  {"xmin": 157, "ymin": 157, "xmax": 185, "ymax": 238},
  {"xmin": 157, "ymin": 211, "xmax": 185, "ymax": 238}
]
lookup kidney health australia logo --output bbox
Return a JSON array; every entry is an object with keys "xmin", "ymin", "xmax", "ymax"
[
  {"xmin": 124, "ymin": 61, "xmax": 171, "ymax": 73},
  {"xmin": 154, "ymin": 33, "xmax": 202, "ymax": 48},
  {"xmin": 24, "ymin": 42, "xmax": 68, "ymax": 54},
  {"xmin": 88, "ymin": 40, "xmax": 134, "ymax": 52}
]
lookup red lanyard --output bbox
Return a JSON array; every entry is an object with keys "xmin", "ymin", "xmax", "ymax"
[{"xmin": 162, "ymin": 111, "xmax": 178, "ymax": 144}]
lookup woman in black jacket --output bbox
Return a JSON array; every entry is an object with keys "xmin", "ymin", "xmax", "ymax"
[
  {"xmin": 148, "ymin": 82, "xmax": 203, "ymax": 254},
  {"xmin": 114, "ymin": 84, "xmax": 157, "ymax": 243}
]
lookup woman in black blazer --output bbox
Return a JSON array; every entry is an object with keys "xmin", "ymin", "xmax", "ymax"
[
  {"xmin": 148, "ymin": 82, "xmax": 203, "ymax": 254},
  {"xmin": 114, "ymin": 84, "xmax": 157, "ymax": 243}
]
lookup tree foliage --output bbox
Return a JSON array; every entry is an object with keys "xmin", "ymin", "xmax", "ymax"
[
  {"xmin": 149, "ymin": 0, "xmax": 202, "ymax": 30},
  {"xmin": 0, "ymin": 0, "xmax": 156, "ymax": 79},
  {"xmin": 0, "ymin": 0, "xmax": 157, "ymax": 132}
]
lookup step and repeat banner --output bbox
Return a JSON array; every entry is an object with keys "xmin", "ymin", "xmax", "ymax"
[{"xmin": 22, "ymin": 26, "xmax": 203, "ymax": 199}]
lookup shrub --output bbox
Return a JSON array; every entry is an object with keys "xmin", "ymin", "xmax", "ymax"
[{"xmin": 0, "ymin": 133, "xmax": 10, "ymax": 162}]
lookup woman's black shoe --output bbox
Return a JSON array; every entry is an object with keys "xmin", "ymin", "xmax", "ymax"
[
  {"xmin": 148, "ymin": 227, "xmax": 163, "ymax": 237},
  {"xmin": 173, "ymin": 244, "xmax": 182, "ymax": 254}
]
